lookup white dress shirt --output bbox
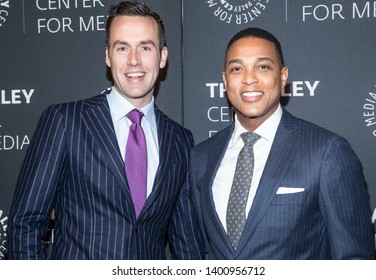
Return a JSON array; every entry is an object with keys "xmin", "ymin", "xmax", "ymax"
[
  {"xmin": 212, "ymin": 105, "xmax": 282, "ymax": 231},
  {"xmin": 106, "ymin": 87, "xmax": 159, "ymax": 197}
]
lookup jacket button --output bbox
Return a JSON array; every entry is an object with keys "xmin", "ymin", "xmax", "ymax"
[{"xmin": 135, "ymin": 223, "xmax": 141, "ymax": 231}]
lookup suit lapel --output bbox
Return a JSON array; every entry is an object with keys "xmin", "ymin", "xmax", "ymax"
[
  {"xmin": 204, "ymin": 125, "xmax": 236, "ymax": 252},
  {"xmin": 80, "ymin": 91, "xmax": 133, "ymax": 206},
  {"xmin": 140, "ymin": 106, "xmax": 175, "ymax": 214},
  {"xmin": 236, "ymin": 110, "xmax": 301, "ymax": 256}
]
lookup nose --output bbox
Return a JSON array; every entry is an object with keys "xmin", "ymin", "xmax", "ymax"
[
  {"xmin": 242, "ymin": 69, "xmax": 258, "ymax": 85},
  {"xmin": 128, "ymin": 49, "xmax": 141, "ymax": 67}
]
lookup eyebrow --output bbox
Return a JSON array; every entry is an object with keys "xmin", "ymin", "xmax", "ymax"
[
  {"xmin": 227, "ymin": 57, "xmax": 275, "ymax": 65},
  {"xmin": 112, "ymin": 40, "xmax": 158, "ymax": 49}
]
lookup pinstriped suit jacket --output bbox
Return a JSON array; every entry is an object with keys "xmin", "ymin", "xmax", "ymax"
[
  {"xmin": 8, "ymin": 90, "xmax": 204, "ymax": 260},
  {"xmin": 190, "ymin": 109, "xmax": 375, "ymax": 259}
]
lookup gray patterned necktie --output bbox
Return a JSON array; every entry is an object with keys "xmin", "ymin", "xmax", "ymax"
[{"xmin": 226, "ymin": 132, "xmax": 261, "ymax": 250}]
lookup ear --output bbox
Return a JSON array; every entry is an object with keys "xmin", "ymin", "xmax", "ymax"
[
  {"xmin": 105, "ymin": 47, "xmax": 111, "ymax": 68},
  {"xmin": 159, "ymin": 47, "xmax": 168, "ymax": 69},
  {"xmin": 221, "ymin": 71, "xmax": 227, "ymax": 90},
  {"xmin": 281, "ymin": 66, "xmax": 288, "ymax": 88}
]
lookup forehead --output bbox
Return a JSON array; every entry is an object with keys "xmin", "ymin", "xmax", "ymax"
[
  {"xmin": 226, "ymin": 37, "xmax": 278, "ymax": 62},
  {"xmin": 109, "ymin": 15, "xmax": 159, "ymax": 41}
]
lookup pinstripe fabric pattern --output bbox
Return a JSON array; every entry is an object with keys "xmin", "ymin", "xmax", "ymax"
[
  {"xmin": 8, "ymin": 90, "xmax": 204, "ymax": 260},
  {"xmin": 190, "ymin": 109, "xmax": 375, "ymax": 260}
]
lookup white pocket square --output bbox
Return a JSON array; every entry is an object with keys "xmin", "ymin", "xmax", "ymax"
[{"xmin": 276, "ymin": 187, "xmax": 305, "ymax": 194}]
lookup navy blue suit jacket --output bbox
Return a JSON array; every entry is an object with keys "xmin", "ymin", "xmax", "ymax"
[
  {"xmin": 190, "ymin": 109, "xmax": 375, "ymax": 259},
  {"xmin": 8, "ymin": 90, "xmax": 204, "ymax": 259}
]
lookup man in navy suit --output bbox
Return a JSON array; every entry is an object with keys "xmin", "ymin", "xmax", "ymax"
[
  {"xmin": 7, "ymin": 1, "xmax": 204, "ymax": 260},
  {"xmin": 190, "ymin": 27, "xmax": 375, "ymax": 259}
]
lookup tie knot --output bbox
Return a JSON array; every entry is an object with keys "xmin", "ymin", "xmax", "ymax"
[
  {"xmin": 127, "ymin": 109, "xmax": 143, "ymax": 124},
  {"xmin": 241, "ymin": 132, "xmax": 261, "ymax": 147}
]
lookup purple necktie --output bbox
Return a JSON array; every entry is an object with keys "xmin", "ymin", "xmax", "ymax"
[{"xmin": 125, "ymin": 109, "xmax": 147, "ymax": 218}]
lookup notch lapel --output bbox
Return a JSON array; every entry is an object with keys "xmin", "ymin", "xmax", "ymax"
[
  {"xmin": 203, "ymin": 125, "xmax": 236, "ymax": 253},
  {"xmin": 140, "ymin": 106, "xmax": 175, "ymax": 214},
  {"xmin": 80, "ymin": 92, "xmax": 133, "ymax": 208},
  {"xmin": 235, "ymin": 111, "xmax": 300, "ymax": 257}
]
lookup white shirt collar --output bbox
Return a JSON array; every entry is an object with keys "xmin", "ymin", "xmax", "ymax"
[
  {"xmin": 230, "ymin": 104, "xmax": 283, "ymax": 147},
  {"xmin": 107, "ymin": 86, "xmax": 155, "ymax": 123}
]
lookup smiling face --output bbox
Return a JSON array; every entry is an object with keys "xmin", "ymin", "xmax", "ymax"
[
  {"xmin": 106, "ymin": 15, "xmax": 168, "ymax": 108},
  {"xmin": 222, "ymin": 37, "xmax": 288, "ymax": 131}
]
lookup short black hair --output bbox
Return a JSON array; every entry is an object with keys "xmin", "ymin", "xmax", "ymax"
[{"xmin": 225, "ymin": 27, "xmax": 284, "ymax": 67}]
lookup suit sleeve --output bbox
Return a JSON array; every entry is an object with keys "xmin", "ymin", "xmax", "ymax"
[
  {"xmin": 7, "ymin": 105, "xmax": 67, "ymax": 259},
  {"xmin": 168, "ymin": 174, "xmax": 205, "ymax": 260},
  {"xmin": 167, "ymin": 131, "xmax": 205, "ymax": 260},
  {"xmin": 319, "ymin": 136, "xmax": 375, "ymax": 259}
]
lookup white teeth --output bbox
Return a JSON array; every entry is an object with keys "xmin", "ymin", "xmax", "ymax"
[
  {"xmin": 126, "ymin": 72, "xmax": 144, "ymax": 78},
  {"xmin": 242, "ymin": 91, "xmax": 263, "ymax": 97}
]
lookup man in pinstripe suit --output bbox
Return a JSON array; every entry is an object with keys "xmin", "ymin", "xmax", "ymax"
[
  {"xmin": 190, "ymin": 27, "xmax": 375, "ymax": 259},
  {"xmin": 7, "ymin": 1, "xmax": 204, "ymax": 259}
]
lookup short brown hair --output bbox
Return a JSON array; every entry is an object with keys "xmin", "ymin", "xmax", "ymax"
[{"xmin": 106, "ymin": 1, "xmax": 166, "ymax": 50}]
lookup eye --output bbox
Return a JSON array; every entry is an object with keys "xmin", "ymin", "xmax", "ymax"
[
  {"xmin": 117, "ymin": 46, "xmax": 127, "ymax": 52},
  {"xmin": 229, "ymin": 66, "xmax": 242, "ymax": 73},
  {"xmin": 141, "ymin": 45, "xmax": 152, "ymax": 52},
  {"xmin": 258, "ymin": 64, "xmax": 272, "ymax": 70}
]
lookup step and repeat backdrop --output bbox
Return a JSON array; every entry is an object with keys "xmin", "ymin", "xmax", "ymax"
[
  {"xmin": 0, "ymin": 0, "xmax": 375, "ymax": 259},
  {"xmin": 182, "ymin": 0, "xmax": 376, "ymax": 248},
  {"xmin": 0, "ymin": 0, "xmax": 183, "ymax": 259}
]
